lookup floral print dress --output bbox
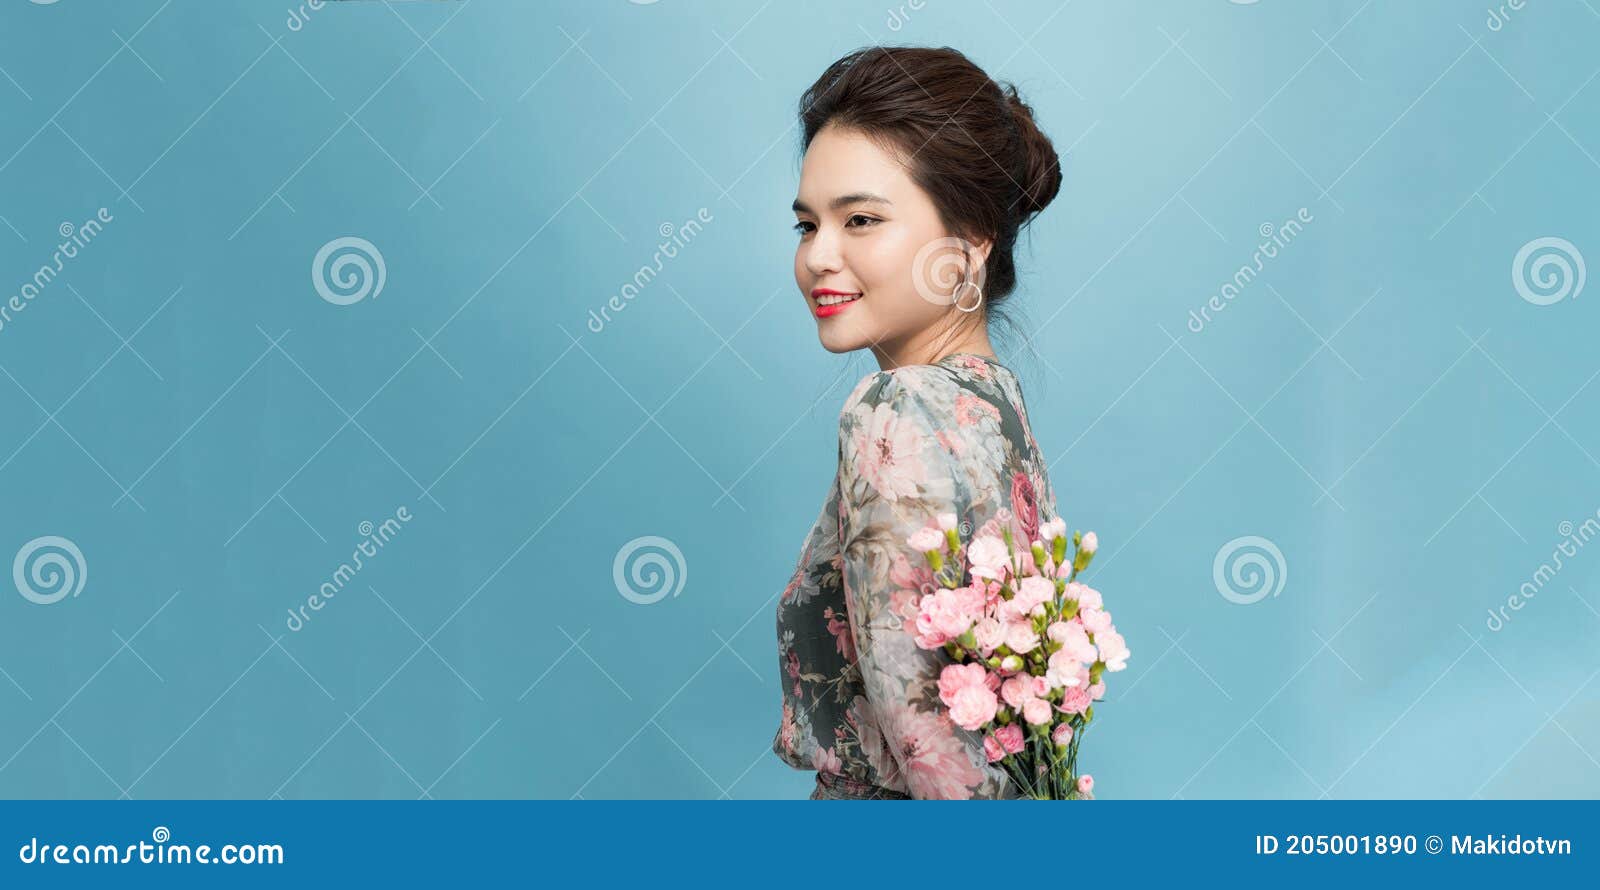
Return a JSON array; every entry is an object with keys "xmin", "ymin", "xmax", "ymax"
[{"xmin": 772, "ymin": 352, "xmax": 1061, "ymax": 799}]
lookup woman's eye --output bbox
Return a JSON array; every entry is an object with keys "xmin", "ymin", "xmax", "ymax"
[
  {"xmin": 792, "ymin": 220, "xmax": 814, "ymax": 235},
  {"xmin": 846, "ymin": 214, "xmax": 879, "ymax": 228}
]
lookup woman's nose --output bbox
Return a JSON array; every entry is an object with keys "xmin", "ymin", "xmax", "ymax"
[{"xmin": 805, "ymin": 229, "xmax": 843, "ymax": 277}]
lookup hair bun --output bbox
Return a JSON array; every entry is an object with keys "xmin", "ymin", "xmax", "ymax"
[{"xmin": 1003, "ymin": 84, "xmax": 1062, "ymax": 220}]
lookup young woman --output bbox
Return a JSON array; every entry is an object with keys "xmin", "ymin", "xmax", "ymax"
[{"xmin": 772, "ymin": 46, "xmax": 1076, "ymax": 799}]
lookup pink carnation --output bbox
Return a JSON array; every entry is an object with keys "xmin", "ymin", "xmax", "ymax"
[
  {"xmin": 1046, "ymin": 649, "xmax": 1083, "ymax": 689},
  {"xmin": 907, "ymin": 526, "xmax": 944, "ymax": 552},
  {"xmin": 913, "ymin": 587, "xmax": 983, "ymax": 648},
  {"xmin": 984, "ymin": 733, "xmax": 1006, "ymax": 762},
  {"xmin": 1080, "ymin": 606, "xmax": 1113, "ymax": 635},
  {"xmin": 1013, "ymin": 576, "xmax": 1056, "ymax": 614},
  {"xmin": 1000, "ymin": 674, "xmax": 1046, "ymax": 709},
  {"xmin": 971, "ymin": 617, "xmax": 1005, "ymax": 653},
  {"xmin": 1064, "ymin": 582, "xmax": 1103, "ymax": 611},
  {"xmin": 1049, "ymin": 619, "xmax": 1098, "ymax": 664},
  {"xmin": 995, "ymin": 723, "xmax": 1025, "ymax": 755},
  {"xmin": 1056, "ymin": 686, "xmax": 1092, "ymax": 716},
  {"xmin": 967, "ymin": 535, "xmax": 1011, "ymax": 581},
  {"xmin": 947, "ymin": 685, "xmax": 998, "ymax": 731},
  {"xmin": 1095, "ymin": 628, "xmax": 1130, "ymax": 671},
  {"xmin": 938, "ymin": 663, "xmax": 998, "ymax": 731},
  {"xmin": 1023, "ymin": 698, "xmax": 1053, "ymax": 725},
  {"xmin": 1003, "ymin": 618, "xmax": 1041, "ymax": 654}
]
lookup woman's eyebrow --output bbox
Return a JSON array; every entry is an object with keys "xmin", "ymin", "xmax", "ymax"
[{"xmin": 792, "ymin": 192, "xmax": 894, "ymax": 214}]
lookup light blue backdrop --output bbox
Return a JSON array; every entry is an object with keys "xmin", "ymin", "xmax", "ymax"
[{"xmin": 1, "ymin": 0, "xmax": 1596, "ymax": 800}]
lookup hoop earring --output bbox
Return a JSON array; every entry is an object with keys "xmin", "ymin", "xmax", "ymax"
[{"xmin": 953, "ymin": 280, "xmax": 983, "ymax": 313}]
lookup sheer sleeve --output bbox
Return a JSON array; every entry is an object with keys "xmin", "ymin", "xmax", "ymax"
[{"xmin": 835, "ymin": 369, "xmax": 1021, "ymax": 800}]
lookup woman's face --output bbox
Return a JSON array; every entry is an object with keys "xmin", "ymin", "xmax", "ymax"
[{"xmin": 792, "ymin": 124, "xmax": 988, "ymax": 361}]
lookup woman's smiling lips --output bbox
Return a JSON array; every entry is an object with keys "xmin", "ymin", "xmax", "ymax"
[{"xmin": 811, "ymin": 287, "xmax": 862, "ymax": 318}]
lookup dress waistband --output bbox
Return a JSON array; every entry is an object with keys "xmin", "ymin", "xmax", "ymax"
[{"xmin": 812, "ymin": 771, "xmax": 913, "ymax": 800}]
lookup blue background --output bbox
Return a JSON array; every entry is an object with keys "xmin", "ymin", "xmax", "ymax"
[{"xmin": 0, "ymin": 0, "xmax": 1597, "ymax": 800}]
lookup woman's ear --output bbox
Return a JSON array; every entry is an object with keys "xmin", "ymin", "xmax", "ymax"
[{"xmin": 965, "ymin": 236, "xmax": 994, "ymax": 283}]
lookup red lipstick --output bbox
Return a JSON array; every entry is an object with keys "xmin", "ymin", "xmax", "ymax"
[{"xmin": 811, "ymin": 288, "xmax": 862, "ymax": 318}]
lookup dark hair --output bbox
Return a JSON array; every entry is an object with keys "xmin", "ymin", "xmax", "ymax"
[{"xmin": 798, "ymin": 46, "xmax": 1062, "ymax": 327}]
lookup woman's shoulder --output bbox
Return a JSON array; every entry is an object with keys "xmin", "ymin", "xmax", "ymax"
[{"xmin": 839, "ymin": 362, "xmax": 965, "ymax": 423}]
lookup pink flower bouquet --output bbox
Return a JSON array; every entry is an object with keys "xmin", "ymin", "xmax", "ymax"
[{"xmin": 905, "ymin": 512, "xmax": 1128, "ymax": 799}]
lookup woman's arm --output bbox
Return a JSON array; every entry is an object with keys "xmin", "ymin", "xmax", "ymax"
[{"xmin": 836, "ymin": 369, "xmax": 1022, "ymax": 800}]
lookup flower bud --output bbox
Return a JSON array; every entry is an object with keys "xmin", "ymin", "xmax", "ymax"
[{"xmin": 1073, "ymin": 544, "xmax": 1095, "ymax": 574}]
